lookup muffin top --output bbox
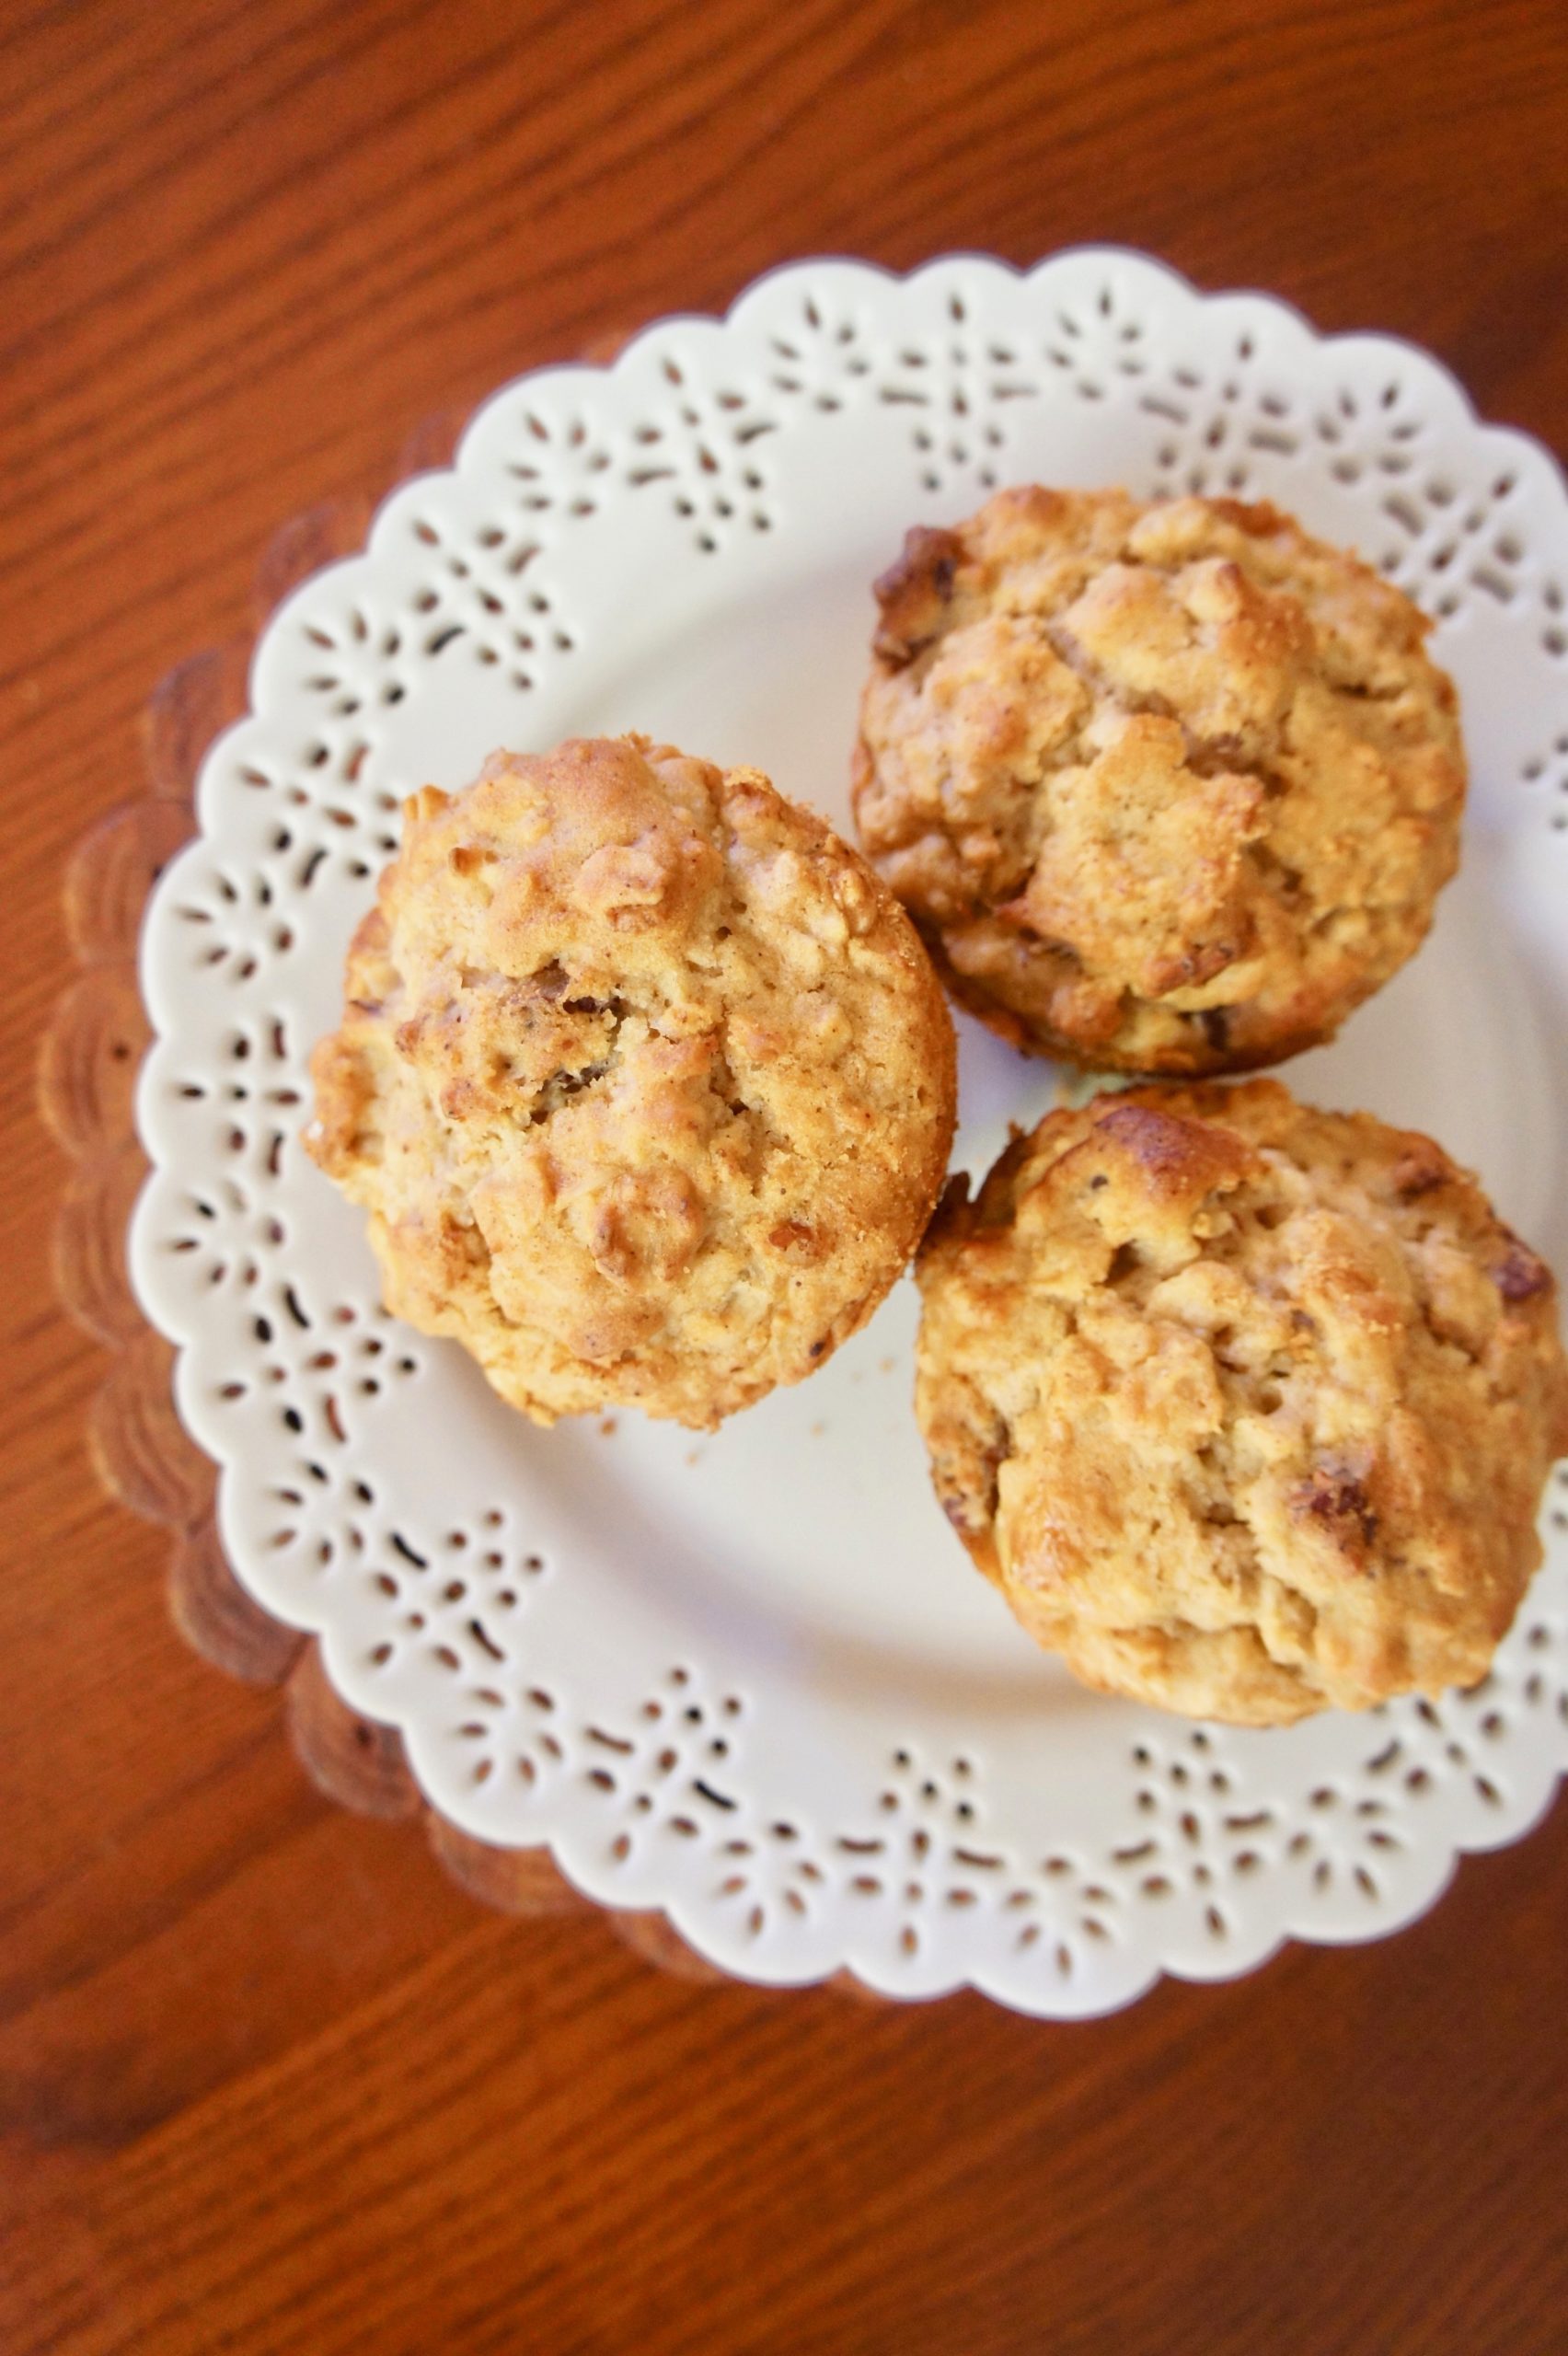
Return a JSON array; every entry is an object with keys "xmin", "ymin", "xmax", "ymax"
[
  {"xmin": 853, "ymin": 488, "xmax": 1466, "ymax": 1073},
  {"xmin": 307, "ymin": 735, "xmax": 956, "ymax": 1429},
  {"xmin": 915, "ymin": 1080, "xmax": 1568, "ymax": 1724}
]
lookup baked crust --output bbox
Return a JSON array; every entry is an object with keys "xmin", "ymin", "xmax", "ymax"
[
  {"xmin": 915, "ymin": 1080, "xmax": 1568, "ymax": 1724},
  {"xmin": 853, "ymin": 489, "xmax": 1466, "ymax": 1072},
  {"xmin": 307, "ymin": 735, "xmax": 957, "ymax": 1429}
]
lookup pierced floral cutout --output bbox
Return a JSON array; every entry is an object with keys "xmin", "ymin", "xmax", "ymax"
[{"xmin": 133, "ymin": 252, "xmax": 1568, "ymax": 2016}]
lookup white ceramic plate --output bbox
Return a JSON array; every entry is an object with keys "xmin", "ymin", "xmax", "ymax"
[{"xmin": 132, "ymin": 250, "xmax": 1568, "ymax": 2016}]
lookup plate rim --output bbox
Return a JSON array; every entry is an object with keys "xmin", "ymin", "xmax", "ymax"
[{"xmin": 130, "ymin": 245, "xmax": 1568, "ymax": 2018}]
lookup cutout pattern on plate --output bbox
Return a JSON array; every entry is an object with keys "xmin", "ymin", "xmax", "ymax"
[{"xmin": 133, "ymin": 251, "xmax": 1568, "ymax": 2015}]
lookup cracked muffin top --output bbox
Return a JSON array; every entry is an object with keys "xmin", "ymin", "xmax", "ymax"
[
  {"xmin": 852, "ymin": 487, "xmax": 1466, "ymax": 1074},
  {"xmin": 306, "ymin": 734, "xmax": 956, "ymax": 1429},
  {"xmin": 915, "ymin": 1080, "xmax": 1568, "ymax": 1724}
]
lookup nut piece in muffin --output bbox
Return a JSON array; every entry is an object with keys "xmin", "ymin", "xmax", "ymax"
[
  {"xmin": 853, "ymin": 488, "xmax": 1466, "ymax": 1073},
  {"xmin": 306, "ymin": 735, "xmax": 956, "ymax": 1430},
  {"xmin": 915, "ymin": 1080, "xmax": 1568, "ymax": 1725}
]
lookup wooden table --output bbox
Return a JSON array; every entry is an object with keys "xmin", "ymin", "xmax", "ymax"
[{"xmin": 6, "ymin": 3, "xmax": 1568, "ymax": 2348}]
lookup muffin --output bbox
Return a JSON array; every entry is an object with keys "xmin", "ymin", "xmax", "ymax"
[
  {"xmin": 915, "ymin": 1080, "xmax": 1568, "ymax": 1725},
  {"xmin": 307, "ymin": 734, "xmax": 956, "ymax": 1429},
  {"xmin": 853, "ymin": 488, "xmax": 1466, "ymax": 1073}
]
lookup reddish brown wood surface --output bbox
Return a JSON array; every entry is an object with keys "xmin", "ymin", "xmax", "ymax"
[{"xmin": 6, "ymin": 3, "xmax": 1568, "ymax": 2349}]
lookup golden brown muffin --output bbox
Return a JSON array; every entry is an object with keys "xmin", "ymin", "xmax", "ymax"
[
  {"xmin": 853, "ymin": 488, "xmax": 1466, "ymax": 1073},
  {"xmin": 306, "ymin": 735, "xmax": 957, "ymax": 1429},
  {"xmin": 915, "ymin": 1081, "xmax": 1568, "ymax": 1725}
]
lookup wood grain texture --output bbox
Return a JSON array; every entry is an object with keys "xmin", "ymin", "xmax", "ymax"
[{"xmin": 6, "ymin": 1, "xmax": 1568, "ymax": 2349}]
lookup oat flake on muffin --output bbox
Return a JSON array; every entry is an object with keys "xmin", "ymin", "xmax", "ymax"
[
  {"xmin": 915, "ymin": 1080, "xmax": 1568, "ymax": 1725},
  {"xmin": 307, "ymin": 734, "xmax": 956, "ymax": 1429},
  {"xmin": 853, "ymin": 487, "xmax": 1466, "ymax": 1073}
]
